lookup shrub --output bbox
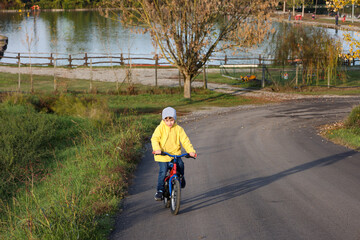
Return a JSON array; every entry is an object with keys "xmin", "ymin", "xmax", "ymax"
[
  {"xmin": 51, "ymin": 95, "xmax": 113, "ymax": 125},
  {"xmin": 0, "ymin": 103, "xmax": 84, "ymax": 200},
  {"xmin": 0, "ymin": 105, "xmax": 57, "ymax": 199},
  {"xmin": 345, "ymin": 105, "xmax": 360, "ymax": 129}
]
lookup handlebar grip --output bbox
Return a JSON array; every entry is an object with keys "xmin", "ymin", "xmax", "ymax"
[
  {"xmin": 185, "ymin": 153, "xmax": 197, "ymax": 159},
  {"xmin": 152, "ymin": 151, "xmax": 165, "ymax": 155}
]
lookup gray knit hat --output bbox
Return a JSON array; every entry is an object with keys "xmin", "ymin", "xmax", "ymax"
[{"xmin": 162, "ymin": 107, "xmax": 177, "ymax": 120}]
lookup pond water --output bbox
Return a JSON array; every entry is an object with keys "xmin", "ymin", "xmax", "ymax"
[{"xmin": 0, "ymin": 10, "xmax": 358, "ymax": 66}]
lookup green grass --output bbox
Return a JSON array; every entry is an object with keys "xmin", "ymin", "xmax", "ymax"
[
  {"xmin": 0, "ymin": 72, "xmax": 122, "ymax": 93},
  {"xmin": 0, "ymin": 68, "xmax": 358, "ymax": 239},
  {"xmin": 105, "ymin": 88, "xmax": 268, "ymax": 115},
  {"xmin": 0, "ymin": 84, "xmax": 271, "ymax": 239},
  {"xmin": 322, "ymin": 105, "xmax": 360, "ymax": 150},
  {"xmin": 325, "ymin": 128, "xmax": 360, "ymax": 150},
  {"xmin": 0, "ymin": 94, "xmax": 161, "ymax": 239},
  {"xmin": 196, "ymin": 71, "xmax": 262, "ymax": 89},
  {"xmin": 290, "ymin": 87, "xmax": 360, "ymax": 95}
]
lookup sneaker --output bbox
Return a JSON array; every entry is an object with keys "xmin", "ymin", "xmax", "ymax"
[
  {"xmin": 180, "ymin": 176, "xmax": 186, "ymax": 188},
  {"xmin": 154, "ymin": 191, "xmax": 163, "ymax": 201}
]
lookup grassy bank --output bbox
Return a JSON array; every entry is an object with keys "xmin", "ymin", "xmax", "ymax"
[
  {"xmin": 0, "ymin": 81, "xmax": 271, "ymax": 239},
  {"xmin": 321, "ymin": 105, "xmax": 360, "ymax": 150},
  {"xmin": 0, "ymin": 93, "xmax": 154, "ymax": 239}
]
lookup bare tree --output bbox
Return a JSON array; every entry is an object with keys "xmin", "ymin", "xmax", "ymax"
[{"xmin": 101, "ymin": 0, "xmax": 277, "ymax": 98}]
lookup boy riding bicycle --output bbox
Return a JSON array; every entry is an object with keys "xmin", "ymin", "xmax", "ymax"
[{"xmin": 151, "ymin": 107, "xmax": 196, "ymax": 201}]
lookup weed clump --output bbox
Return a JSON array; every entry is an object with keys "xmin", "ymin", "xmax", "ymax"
[
  {"xmin": 51, "ymin": 94, "xmax": 113, "ymax": 125},
  {"xmin": 345, "ymin": 105, "xmax": 360, "ymax": 131},
  {"xmin": 0, "ymin": 104, "xmax": 75, "ymax": 200}
]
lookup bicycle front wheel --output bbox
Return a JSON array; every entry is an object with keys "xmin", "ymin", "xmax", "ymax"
[{"xmin": 170, "ymin": 179, "xmax": 181, "ymax": 215}]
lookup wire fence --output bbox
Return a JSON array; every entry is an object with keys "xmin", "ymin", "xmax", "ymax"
[{"xmin": 220, "ymin": 64, "xmax": 360, "ymax": 88}]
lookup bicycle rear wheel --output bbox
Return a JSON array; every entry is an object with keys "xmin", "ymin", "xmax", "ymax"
[{"xmin": 170, "ymin": 179, "xmax": 181, "ymax": 215}]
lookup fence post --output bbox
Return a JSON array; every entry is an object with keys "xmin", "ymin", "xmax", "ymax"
[
  {"xmin": 155, "ymin": 54, "xmax": 158, "ymax": 87},
  {"xmin": 18, "ymin": 57, "xmax": 21, "ymax": 92},
  {"xmin": 84, "ymin": 52, "xmax": 88, "ymax": 67},
  {"xmin": 224, "ymin": 55, "xmax": 228, "ymax": 65},
  {"xmin": 90, "ymin": 59, "xmax": 93, "ymax": 92},
  {"xmin": 49, "ymin": 53, "xmax": 53, "ymax": 67},
  {"xmin": 259, "ymin": 54, "xmax": 262, "ymax": 65},
  {"xmin": 178, "ymin": 70, "xmax": 182, "ymax": 88},
  {"xmin": 327, "ymin": 67, "xmax": 330, "ymax": 88},
  {"xmin": 68, "ymin": 54, "xmax": 72, "ymax": 68},
  {"xmin": 120, "ymin": 53, "xmax": 124, "ymax": 66},
  {"xmin": 54, "ymin": 58, "xmax": 57, "ymax": 91},
  {"xmin": 296, "ymin": 64, "xmax": 299, "ymax": 86},
  {"xmin": 203, "ymin": 65, "xmax": 207, "ymax": 89},
  {"xmin": 262, "ymin": 65, "xmax": 265, "ymax": 88}
]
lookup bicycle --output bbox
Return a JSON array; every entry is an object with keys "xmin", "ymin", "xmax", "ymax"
[{"xmin": 154, "ymin": 152, "xmax": 196, "ymax": 215}]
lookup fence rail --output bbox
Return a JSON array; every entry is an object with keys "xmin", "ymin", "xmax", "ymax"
[
  {"xmin": 1, "ymin": 51, "xmax": 359, "ymax": 69},
  {"xmin": 0, "ymin": 52, "xmax": 279, "ymax": 68}
]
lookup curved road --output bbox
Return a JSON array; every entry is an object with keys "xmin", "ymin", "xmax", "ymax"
[{"xmin": 111, "ymin": 97, "xmax": 360, "ymax": 240}]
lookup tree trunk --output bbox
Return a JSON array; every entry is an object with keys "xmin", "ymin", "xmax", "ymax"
[
  {"xmin": 283, "ymin": 0, "xmax": 286, "ymax": 12},
  {"xmin": 183, "ymin": 74, "xmax": 191, "ymax": 99},
  {"xmin": 302, "ymin": 0, "xmax": 304, "ymax": 17},
  {"xmin": 293, "ymin": 0, "xmax": 295, "ymax": 16}
]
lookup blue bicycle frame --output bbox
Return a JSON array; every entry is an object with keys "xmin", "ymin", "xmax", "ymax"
[{"xmin": 162, "ymin": 152, "xmax": 189, "ymax": 194}]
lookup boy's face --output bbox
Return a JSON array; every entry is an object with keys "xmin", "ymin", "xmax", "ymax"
[{"xmin": 163, "ymin": 117, "xmax": 175, "ymax": 128}]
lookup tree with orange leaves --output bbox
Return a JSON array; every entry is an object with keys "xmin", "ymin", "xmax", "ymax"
[{"xmin": 101, "ymin": 0, "xmax": 277, "ymax": 99}]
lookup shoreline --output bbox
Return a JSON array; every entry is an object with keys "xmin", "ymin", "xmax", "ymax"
[
  {"xmin": 1, "ymin": 8, "xmax": 359, "ymax": 32},
  {"xmin": 0, "ymin": 8, "xmax": 100, "ymax": 13},
  {"xmin": 275, "ymin": 11, "xmax": 360, "ymax": 32}
]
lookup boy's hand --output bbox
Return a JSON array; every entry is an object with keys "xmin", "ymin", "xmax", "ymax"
[
  {"xmin": 153, "ymin": 150, "xmax": 162, "ymax": 155},
  {"xmin": 189, "ymin": 152, "xmax": 197, "ymax": 158}
]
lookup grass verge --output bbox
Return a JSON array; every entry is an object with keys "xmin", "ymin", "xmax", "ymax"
[
  {"xmin": 0, "ymin": 84, "xmax": 271, "ymax": 239},
  {"xmin": 0, "ymin": 93, "xmax": 157, "ymax": 239},
  {"xmin": 320, "ymin": 105, "xmax": 360, "ymax": 150}
]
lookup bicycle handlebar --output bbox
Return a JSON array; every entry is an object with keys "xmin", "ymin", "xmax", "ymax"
[{"xmin": 152, "ymin": 151, "xmax": 197, "ymax": 159}]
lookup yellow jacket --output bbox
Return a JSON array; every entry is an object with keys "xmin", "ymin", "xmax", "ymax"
[{"xmin": 151, "ymin": 121, "xmax": 196, "ymax": 162}]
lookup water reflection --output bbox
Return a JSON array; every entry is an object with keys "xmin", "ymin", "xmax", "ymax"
[
  {"xmin": 0, "ymin": 11, "xmax": 152, "ymax": 56},
  {"xmin": 0, "ymin": 11, "xmax": 358, "ymax": 65}
]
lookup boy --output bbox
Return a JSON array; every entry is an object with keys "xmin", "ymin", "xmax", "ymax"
[{"xmin": 151, "ymin": 107, "xmax": 196, "ymax": 201}]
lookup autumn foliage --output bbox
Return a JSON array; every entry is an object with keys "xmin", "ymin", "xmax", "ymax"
[{"xmin": 101, "ymin": 0, "xmax": 277, "ymax": 98}]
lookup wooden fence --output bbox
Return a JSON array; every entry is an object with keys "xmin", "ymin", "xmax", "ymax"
[
  {"xmin": 1, "ymin": 51, "xmax": 358, "ymax": 69},
  {"xmin": 0, "ymin": 52, "xmax": 275, "ymax": 68}
]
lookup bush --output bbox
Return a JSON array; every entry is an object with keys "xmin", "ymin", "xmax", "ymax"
[
  {"xmin": 51, "ymin": 95, "xmax": 113, "ymax": 125},
  {"xmin": 0, "ymin": 105, "xmax": 57, "ymax": 198},
  {"xmin": 345, "ymin": 105, "xmax": 360, "ymax": 129},
  {"xmin": 0, "ymin": 103, "xmax": 83, "ymax": 200}
]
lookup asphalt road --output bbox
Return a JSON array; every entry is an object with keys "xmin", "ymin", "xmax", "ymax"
[{"xmin": 110, "ymin": 97, "xmax": 360, "ymax": 240}]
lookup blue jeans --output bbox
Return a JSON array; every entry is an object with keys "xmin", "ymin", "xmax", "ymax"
[{"xmin": 157, "ymin": 158, "xmax": 184, "ymax": 192}]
